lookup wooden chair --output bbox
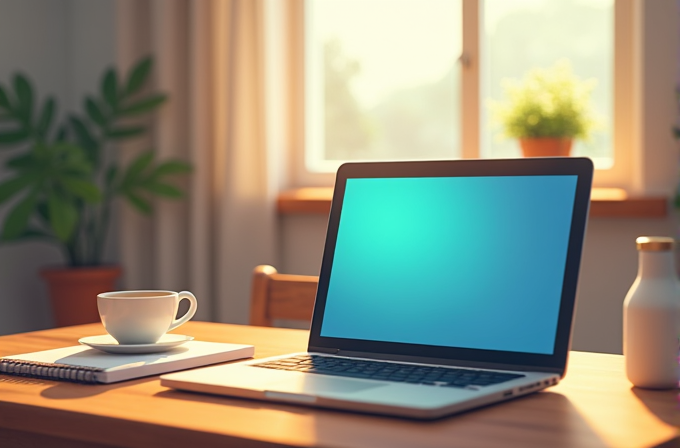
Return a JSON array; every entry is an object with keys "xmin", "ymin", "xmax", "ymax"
[{"xmin": 249, "ymin": 265, "xmax": 319, "ymax": 327}]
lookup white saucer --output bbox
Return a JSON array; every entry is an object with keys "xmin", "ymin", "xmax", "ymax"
[{"xmin": 78, "ymin": 334, "xmax": 194, "ymax": 354}]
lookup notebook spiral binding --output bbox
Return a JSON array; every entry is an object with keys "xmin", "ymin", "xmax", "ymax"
[{"xmin": 0, "ymin": 359, "xmax": 104, "ymax": 384}]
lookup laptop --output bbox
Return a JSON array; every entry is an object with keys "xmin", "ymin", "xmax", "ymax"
[{"xmin": 162, "ymin": 157, "xmax": 594, "ymax": 419}]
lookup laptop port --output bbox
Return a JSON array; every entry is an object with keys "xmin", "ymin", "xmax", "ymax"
[
  {"xmin": 518, "ymin": 382, "xmax": 541, "ymax": 392},
  {"xmin": 503, "ymin": 391, "xmax": 513, "ymax": 397}
]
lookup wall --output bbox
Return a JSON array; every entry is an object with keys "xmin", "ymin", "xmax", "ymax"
[{"xmin": 0, "ymin": 0, "xmax": 115, "ymax": 335}]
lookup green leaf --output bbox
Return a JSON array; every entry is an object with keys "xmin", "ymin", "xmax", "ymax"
[
  {"xmin": 61, "ymin": 160, "xmax": 93, "ymax": 177},
  {"xmin": 0, "ymin": 175, "xmax": 35, "ymax": 204},
  {"xmin": 13, "ymin": 74, "xmax": 33, "ymax": 124},
  {"xmin": 53, "ymin": 143, "xmax": 93, "ymax": 175},
  {"xmin": 102, "ymin": 68, "xmax": 118, "ymax": 110},
  {"xmin": 105, "ymin": 165, "xmax": 118, "ymax": 189},
  {"xmin": 2, "ymin": 192, "xmax": 37, "ymax": 240},
  {"xmin": 69, "ymin": 116, "xmax": 96, "ymax": 147},
  {"xmin": 0, "ymin": 85, "xmax": 11, "ymax": 110},
  {"xmin": 125, "ymin": 191, "xmax": 152, "ymax": 214},
  {"xmin": 116, "ymin": 94, "xmax": 167, "ymax": 117},
  {"xmin": 36, "ymin": 201, "xmax": 49, "ymax": 223},
  {"xmin": 122, "ymin": 151, "xmax": 154, "ymax": 185},
  {"xmin": 143, "ymin": 182, "xmax": 182, "ymax": 198},
  {"xmin": 55, "ymin": 124, "xmax": 68, "ymax": 142},
  {"xmin": 6, "ymin": 153, "xmax": 34, "ymax": 170},
  {"xmin": 152, "ymin": 160, "xmax": 192, "ymax": 177},
  {"xmin": 85, "ymin": 97, "xmax": 107, "ymax": 128},
  {"xmin": 48, "ymin": 191, "xmax": 78, "ymax": 242},
  {"xmin": 69, "ymin": 116, "xmax": 98, "ymax": 163},
  {"xmin": 105, "ymin": 126, "xmax": 145, "ymax": 140},
  {"xmin": 60, "ymin": 177, "xmax": 102, "ymax": 203},
  {"xmin": 36, "ymin": 97, "xmax": 55, "ymax": 139},
  {"xmin": 0, "ymin": 128, "xmax": 29, "ymax": 145},
  {"xmin": 125, "ymin": 57, "xmax": 153, "ymax": 96}
]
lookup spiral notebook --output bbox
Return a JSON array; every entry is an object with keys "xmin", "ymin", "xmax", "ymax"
[{"xmin": 0, "ymin": 341, "xmax": 254, "ymax": 384}]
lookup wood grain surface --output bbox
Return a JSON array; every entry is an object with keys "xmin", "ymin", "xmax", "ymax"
[{"xmin": 0, "ymin": 322, "xmax": 677, "ymax": 448}]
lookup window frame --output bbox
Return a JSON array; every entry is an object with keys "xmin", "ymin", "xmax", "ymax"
[{"xmin": 284, "ymin": 0, "xmax": 673, "ymax": 195}]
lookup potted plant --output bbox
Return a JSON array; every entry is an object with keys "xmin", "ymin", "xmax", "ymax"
[
  {"xmin": 491, "ymin": 60, "xmax": 599, "ymax": 157},
  {"xmin": 0, "ymin": 57, "xmax": 191, "ymax": 326}
]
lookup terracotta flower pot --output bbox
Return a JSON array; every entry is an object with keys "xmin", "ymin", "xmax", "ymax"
[
  {"xmin": 519, "ymin": 138, "xmax": 573, "ymax": 157},
  {"xmin": 41, "ymin": 266, "xmax": 122, "ymax": 327}
]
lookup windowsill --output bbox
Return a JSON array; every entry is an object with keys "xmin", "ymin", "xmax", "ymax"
[{"xmin": 277, "ymin": 187, "xmax": 669, "ymax": 218}]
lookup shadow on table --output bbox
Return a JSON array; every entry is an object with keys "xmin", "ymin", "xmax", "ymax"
[
  {"xmin": 654, "ymin": 436, "xmax": 680, "ymax": 448},
  {"xmin": 631, "ymin": 387, "xmax": 680, "ymax": 428},
  {"xmin": 0, "ymin": 375, "xmax": 51, "ymax": 386},
  {"xmin": 154, "ymin": 387, "xmax": 607, "ymax": 447},
  {"xmin": 154, "ymin": 388, "xmax": 322, "ymax": 416},
  {"xmin": 39, "ymin": 376, "xmax": 158, "ymax": 400}
]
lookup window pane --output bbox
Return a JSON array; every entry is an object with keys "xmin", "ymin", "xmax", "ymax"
[
  {"xmin": 481, "ymin": 0, "xmax": 614, "ymax": 168},
  {"xmin": 305, "ymin": 0, "xmax": 462, "ymax": 172}
]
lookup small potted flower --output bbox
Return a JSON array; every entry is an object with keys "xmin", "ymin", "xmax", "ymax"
[{"xmin": 491, "ymin": 60, "xmax": 599, "ymax": 157}]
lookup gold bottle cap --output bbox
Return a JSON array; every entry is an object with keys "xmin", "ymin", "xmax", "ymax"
[{"xmin": 636, "ymin": 236, "xmax": 675, "ymax": 251}]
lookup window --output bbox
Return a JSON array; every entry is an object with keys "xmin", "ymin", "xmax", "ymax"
[
  {"xmin": 305, "ymin": 0, "xmax": 463, "ymax": 173},
  {"xmin": 287, "ymin": 1, "xmax": 666, "ymax": 192},
  {"xmin": 480, "ymin": 0, "xmax": 613, "ymax": 168}
]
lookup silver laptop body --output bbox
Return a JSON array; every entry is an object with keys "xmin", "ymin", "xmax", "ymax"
[{"xmin": 162, "ymin": 157, "xmax": 593, "ymax": 419}]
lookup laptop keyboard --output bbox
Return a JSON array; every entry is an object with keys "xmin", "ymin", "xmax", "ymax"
[{"xmin": 252, "ymin": 354, "xmax": 526, "ymax": 388}]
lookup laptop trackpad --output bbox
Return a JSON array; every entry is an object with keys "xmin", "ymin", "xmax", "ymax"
[{"xmin": 265, "ymin": 375, "xmax": 386, "ymax": 395}]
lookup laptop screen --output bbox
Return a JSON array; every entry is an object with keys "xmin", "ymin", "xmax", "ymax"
[{"xmin": 319, "ymin": 175, "xmax": 577, "ymax": 355}]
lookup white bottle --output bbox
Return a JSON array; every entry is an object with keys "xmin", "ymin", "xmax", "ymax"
[{"xmin": 623, "ymin": 236, "xmax": 680, "ymax": 389}]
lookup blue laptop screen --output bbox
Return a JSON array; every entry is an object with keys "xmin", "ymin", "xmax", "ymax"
[{"xmin": 319, "ymin": 175, "xmax": 578, "ymax": 355}]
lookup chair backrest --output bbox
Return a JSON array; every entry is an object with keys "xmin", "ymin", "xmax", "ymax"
[{"xmin": 249, "ymin": 265, "xmax": 319, "ymax": 327}]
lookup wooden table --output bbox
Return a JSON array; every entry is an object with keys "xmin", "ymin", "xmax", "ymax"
[{"xmin": 0, "ymin": 322, "xmax": 678, "ymax": 448}]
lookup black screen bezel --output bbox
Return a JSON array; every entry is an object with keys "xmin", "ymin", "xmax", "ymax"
[{"xmin": 307, "ymin": 157, "xmax": 593, "ymax": 372}]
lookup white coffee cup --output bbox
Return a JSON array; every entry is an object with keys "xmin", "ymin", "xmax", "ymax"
[{"xmin": 97, "ymin": 290, "xmax": 198, "ymax": 345}]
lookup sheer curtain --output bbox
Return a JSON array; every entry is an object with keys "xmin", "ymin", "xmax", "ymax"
[{"xmin": 115, "ymin": 0, "xmax": 278, "ymax": 323}]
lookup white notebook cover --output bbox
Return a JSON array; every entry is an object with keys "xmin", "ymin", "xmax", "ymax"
[{"xmin": 0, "ymin": 341, "xmax": 254, "ymax": 383}]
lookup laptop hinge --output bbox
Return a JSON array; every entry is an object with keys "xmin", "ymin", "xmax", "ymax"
[
  {"xmin": 308, "ymin": 346, "xmax": 340, "ymax": 354},
  {"xmin": 315, "ymin": 349, "xmax": 564, "ymax": 376}
]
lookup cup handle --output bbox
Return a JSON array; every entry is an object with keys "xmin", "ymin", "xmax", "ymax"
[{"xmin": 168, "ymin": 291, "xmax": 198, "ymax": 331}]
